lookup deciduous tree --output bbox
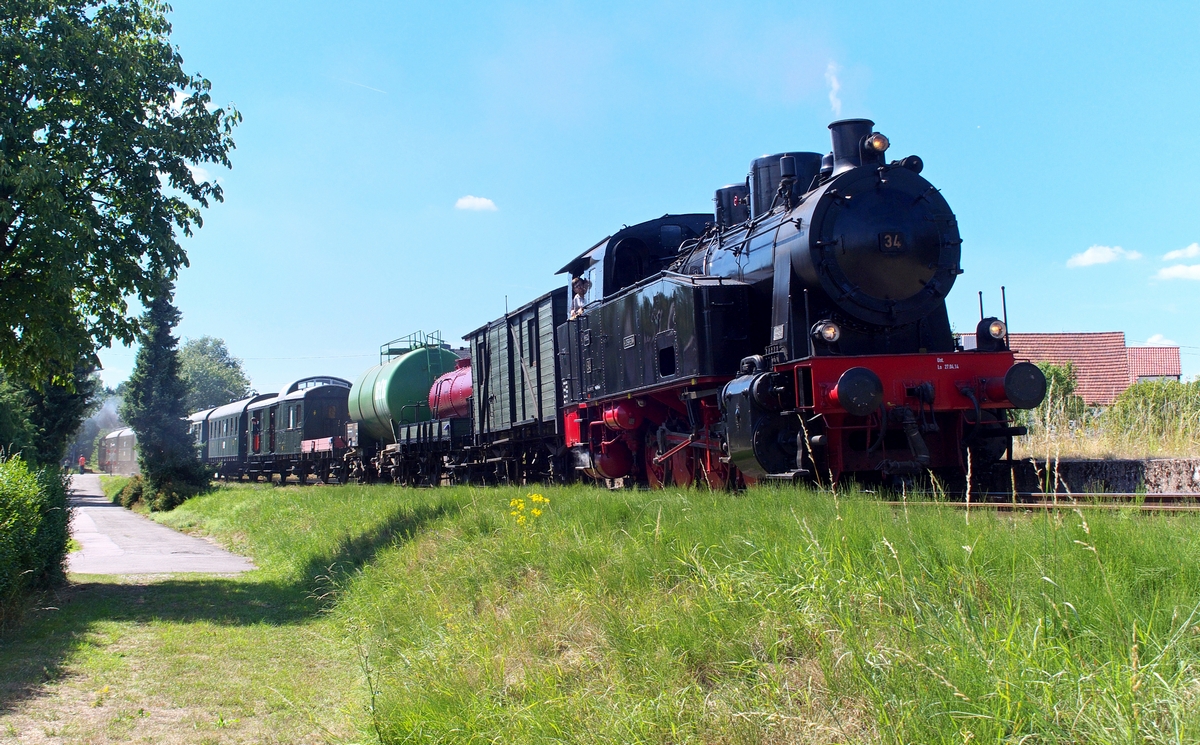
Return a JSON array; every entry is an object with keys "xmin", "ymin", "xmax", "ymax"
[
  {"xmin": 0, "ymin": 361, "xmax": 100, "ymax": 466},
  {"xmin": 23, "ymin": 361, "xmax": 102, "ymax": 466},
  {"xmin": 0, "ymin": 0, "xmax": 240, "ymax": 384},
  {"xmin": 179, "ymin": 336, "xmax": 251, "ymax": 412}
]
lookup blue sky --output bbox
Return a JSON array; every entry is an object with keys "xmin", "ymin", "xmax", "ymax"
[{"xmin": 97, "ymin": 0, "xmax": 1200, "ymax": 391}]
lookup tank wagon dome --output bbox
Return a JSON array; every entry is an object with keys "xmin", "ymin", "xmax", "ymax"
[
  {"xmin": 429, "ymin": 357, "xmax": 472, "ymax": 419},
  {"xmin": 349, "ymin": 332, "xmax": 461, "ymax": 442}
]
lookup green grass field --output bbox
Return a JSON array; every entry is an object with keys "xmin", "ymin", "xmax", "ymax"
[{"xmin": 5, "ymin": 482, "xmax": 1200, "ymax": 743}]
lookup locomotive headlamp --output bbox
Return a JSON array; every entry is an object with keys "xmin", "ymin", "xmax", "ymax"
[
  {"xmin": 975, "ymin": 316, "xmax": 1008, "ymax": 351},
  {"xmin": 813, "ymin": 321, "xmax": 841, "ymax": 343},
  {"xmin": 865, "ymin": 133, "xmax": 890, "ymax": 153}
]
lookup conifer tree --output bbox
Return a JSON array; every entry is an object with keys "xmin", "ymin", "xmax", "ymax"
[{"xmin": 119, "ymin": 272, "xmax": 206, "ymax": 509}]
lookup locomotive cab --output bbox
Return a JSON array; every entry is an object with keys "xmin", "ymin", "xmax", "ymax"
[{"xmin": 557, "ymin": 215, "xmax": 712, "ymax": 301}]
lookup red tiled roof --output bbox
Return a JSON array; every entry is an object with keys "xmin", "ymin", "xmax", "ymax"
[
  {"xmin": 1005, "ymin": 332, "xmax": 1130, "ymax": 405},
  {"xmin": 957, "ymin": 332, "xmax": 1186, "ymax": 404},
  {"xmin": 1127, "ymin": 346, "xmax": 1182, "ymax": 382}
]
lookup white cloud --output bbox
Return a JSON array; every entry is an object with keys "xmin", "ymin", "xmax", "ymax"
[
  {"xmin": 186, "ymin": 163, "xmax": 211, "ymax": 183},
  {"xmin": 455, "ymin": 195, "xmax": 498, "ymax": 212},
  {"xmin": 825, "ymin": 62, "xmax": 842, "ymax": 117},
  {"xmin": 1155, "ymin": 263, "xmax": 1200, "ymax": 280},
  {"xmin": 1163, "ymin": 242, "xmax": 1200, "ymax": 261},
  {"xmin": 1145, "ymin": 333, "xmax": 1177, "ymax": 346},
  {"xmin": 1065, "ymin": 244, "xmax": 1142, "ymax": 268}
]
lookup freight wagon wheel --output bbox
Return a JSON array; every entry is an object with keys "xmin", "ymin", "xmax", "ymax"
[{"xmin": 644, "ymin": 431, "xmax": 668, "ymax": 489}]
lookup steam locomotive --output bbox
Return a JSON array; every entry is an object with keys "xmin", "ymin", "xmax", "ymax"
[{"xmin": 188, "ymin": 119, "xmax": 1046, "ymax": 490}]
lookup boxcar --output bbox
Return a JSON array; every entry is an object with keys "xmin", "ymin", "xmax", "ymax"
[{"xmin": 463, "ymin": 287, "xmax": 569, "ymax": 481}]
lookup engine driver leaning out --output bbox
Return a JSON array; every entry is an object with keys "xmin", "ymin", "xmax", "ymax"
[{"xmin": 569, "ymin": 276, "xmax": 590, "ymax": 319}]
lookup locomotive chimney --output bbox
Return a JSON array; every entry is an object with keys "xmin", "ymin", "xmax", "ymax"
[{"xmin": 829, "ymin": 118, "xmax": 877, "ymax": 175}]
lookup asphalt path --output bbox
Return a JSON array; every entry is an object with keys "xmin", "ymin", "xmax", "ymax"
[{"xmin": 67, "ymin": 474, "xmax": 255, "ymax": 575}]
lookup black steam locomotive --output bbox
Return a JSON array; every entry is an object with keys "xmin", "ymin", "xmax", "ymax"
[{"xmin": 189, "ymin": 119, "xmax": 1046, "ymax": 490}]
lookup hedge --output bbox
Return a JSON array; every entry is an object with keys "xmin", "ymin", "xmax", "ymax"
[{"xmin": 0, "ymin": 456, "xmax": 70, "ymax": 623}]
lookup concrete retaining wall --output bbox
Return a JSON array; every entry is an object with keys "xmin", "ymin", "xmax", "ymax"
[{"xmin": 1007, "ymin": 458, "xmax": 1200, "ymax": 494}]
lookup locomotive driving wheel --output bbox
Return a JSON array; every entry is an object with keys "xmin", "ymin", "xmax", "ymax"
[
  {"xmin": 670, "ymin": 446, "xmax": 694, "ymax": 488},
  {"xmin": 697, "ymin": 449, "xmax": 729, "ymax": 490}
]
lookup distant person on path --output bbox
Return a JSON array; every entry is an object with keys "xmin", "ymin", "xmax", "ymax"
[{"xmin": 78, "ymin": 455, "xmax": 87, "ymax": 474}]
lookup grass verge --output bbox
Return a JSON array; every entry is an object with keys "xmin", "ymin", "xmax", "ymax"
[
  {"xmin": 0, "ymin": 481, "xmax": 447, "ymax": 743},
  {"xmin": 333, "ymin": 485, "xmax": 1200, "ymax": 743},
  {"xmin": 5, "ymin": 481, "xmax": 1200, "ymax": 743},
  {"xmin": 97, "ymin": 475, "xmax": 130, "ymax": 503}
]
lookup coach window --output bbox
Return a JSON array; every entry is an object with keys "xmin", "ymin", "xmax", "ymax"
[{"xmin": 288, "ymin": 406, "xmax": 296, "ymax": 430}]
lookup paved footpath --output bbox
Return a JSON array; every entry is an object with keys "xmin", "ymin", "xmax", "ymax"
[{"xmin": 67, "ymin": 474, "xmax": 255, "ymax": 575}]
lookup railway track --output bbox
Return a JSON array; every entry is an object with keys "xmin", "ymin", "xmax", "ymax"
[{"xmin": 886, "ymin": 492, "xmax": 1200, "ymax": 511}]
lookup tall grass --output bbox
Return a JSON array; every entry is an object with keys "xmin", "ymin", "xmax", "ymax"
[
  {"xmin": 1017, "ymin": 365, "xmax": 1200, "ymax": 459},
  {"xmin": 313, "ymin": 484, "xmax": 1200, "ymax": 744}
]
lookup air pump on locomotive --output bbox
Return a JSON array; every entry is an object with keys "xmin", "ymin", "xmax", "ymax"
[{"xmin": 188, "ymin": 119, "xmax": 1047, "ymax": 490}]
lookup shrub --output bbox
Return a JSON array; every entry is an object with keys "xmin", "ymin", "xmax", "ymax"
[
  {"xmin": 115, "ymin": 471, "xmax": 206, "ymax": 512},
  {"xmin": 1101, "ymin": 379, "xmax": 1200, "ymax": 448},
  {"xmin": 1019, "ymin": 362, "xmax": 1088, "ymax": 431},
  {"xmin": 118, "ymin": 474, "xmax": 145, "ymax": 508},
  {"xmin": 0, "ymin": 456, "xmax": 69, "ymax": 623},
  {"xmin": 1017, "ymin": 366, "xmax": 1200, "ymax": 459},
  {"xmin": 145, "ymin": 473, "xmax": 206, "ymax": 511}
]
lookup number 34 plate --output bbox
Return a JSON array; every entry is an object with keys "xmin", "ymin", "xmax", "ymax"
[{"xmin": 879, "ymin": 232, "xmax": 906, "ymax": 253}]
